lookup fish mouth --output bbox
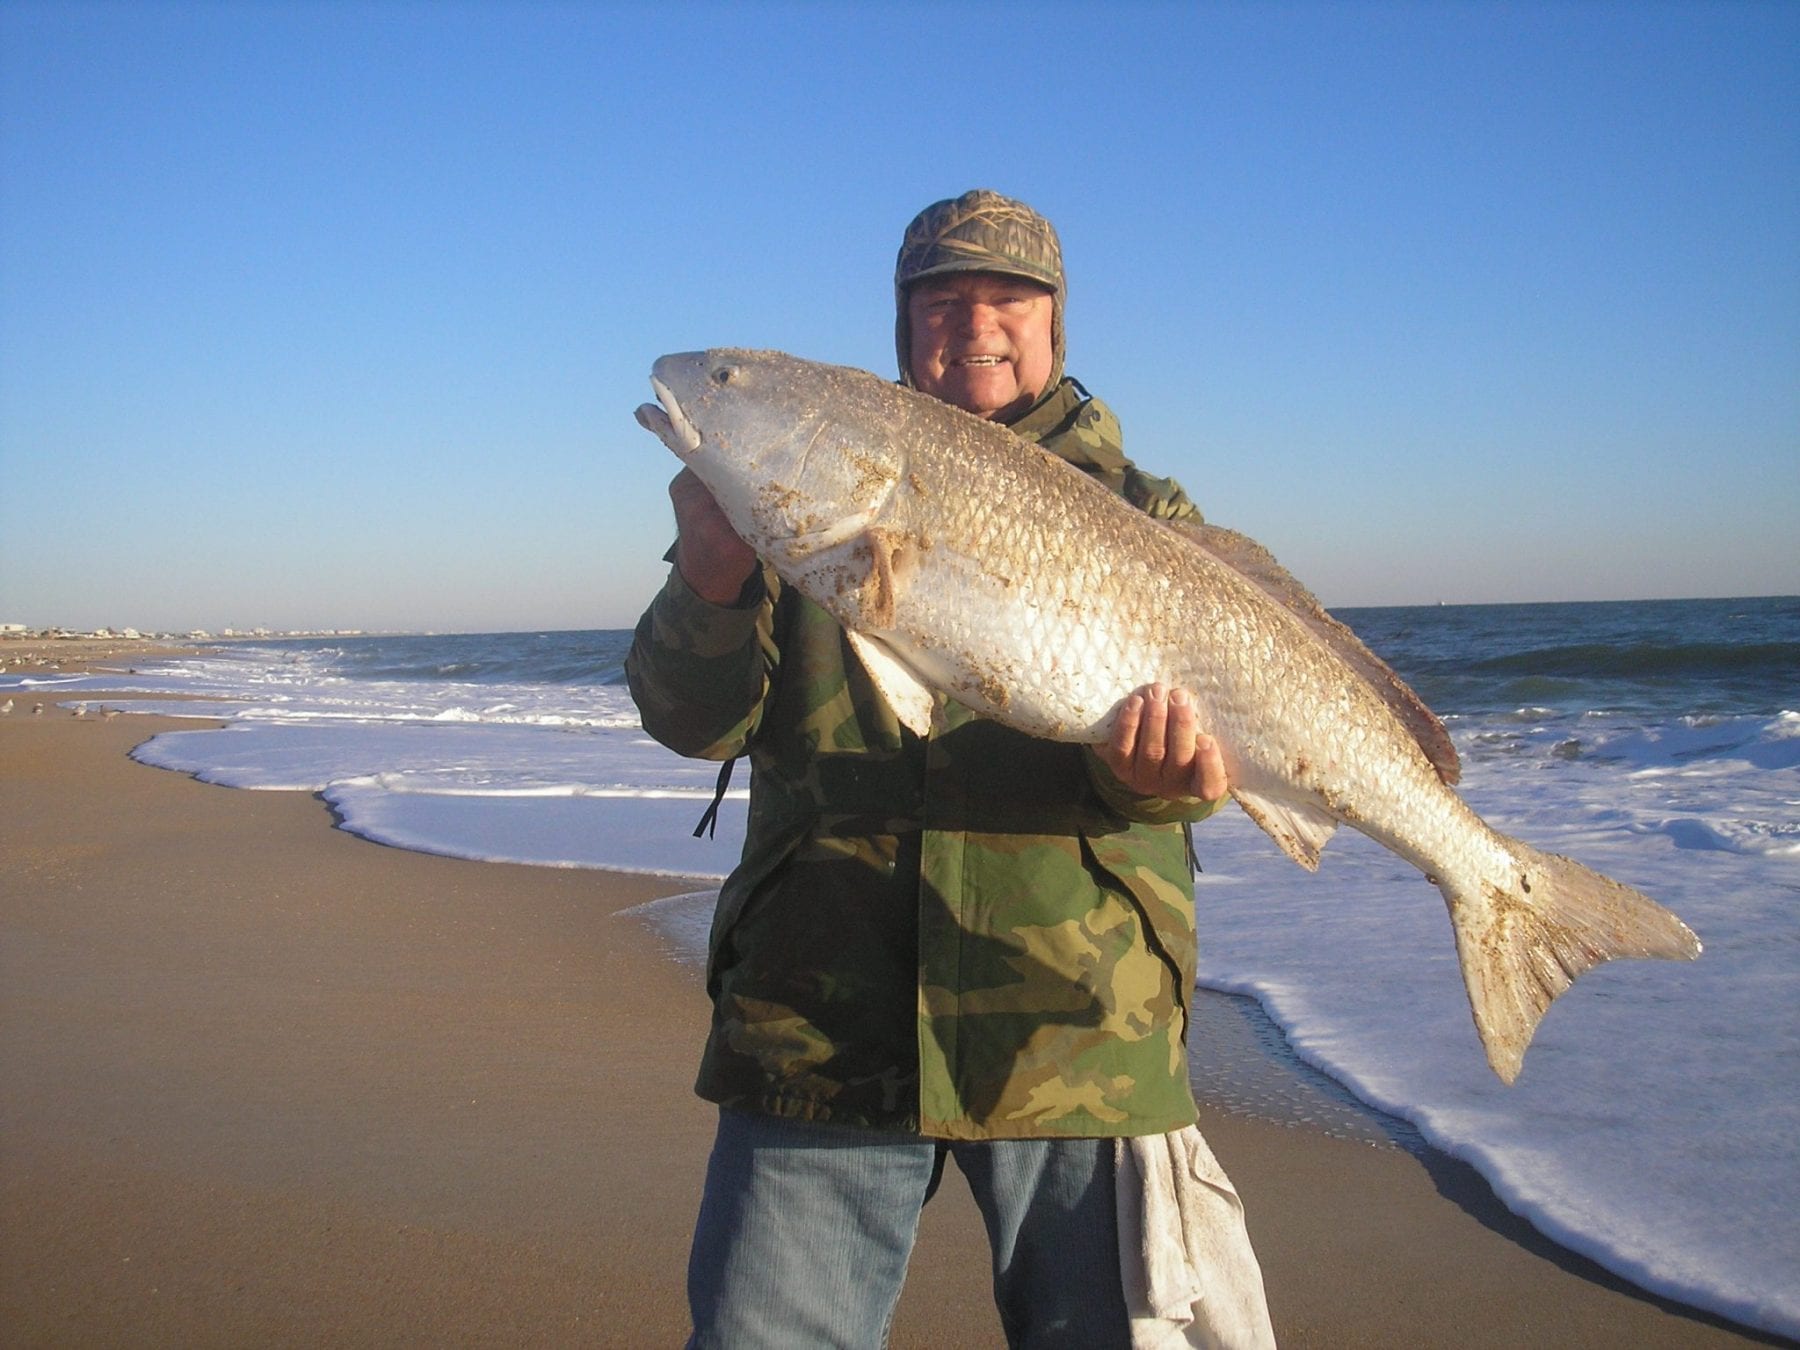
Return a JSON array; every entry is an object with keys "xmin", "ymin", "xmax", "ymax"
[{"xmin": 635, "ymin": 374, "xmax": 702, "ymax": 459}]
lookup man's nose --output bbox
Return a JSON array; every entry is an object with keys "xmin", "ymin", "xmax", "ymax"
[{"xmin": 953, "ymin": 301, "xmax": 999, "ymax": 335}]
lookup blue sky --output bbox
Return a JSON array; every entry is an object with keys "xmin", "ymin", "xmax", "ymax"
[{"xmin": 2, "ymin": 0, "xmax": 1795, "ymax": 633}]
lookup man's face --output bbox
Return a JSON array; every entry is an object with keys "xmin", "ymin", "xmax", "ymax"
[{"xmin": 906, "ymin": 272, "xmax": 1055, "ymax": 422}]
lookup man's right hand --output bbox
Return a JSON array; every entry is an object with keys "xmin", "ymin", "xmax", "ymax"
[
  {"xmin": 670, "ymin": 468, "xmax": 758, "ymax": 605},
  {"xmin": 1098, "ymin": 684, "xmax": 1230, "ymax": 804}
]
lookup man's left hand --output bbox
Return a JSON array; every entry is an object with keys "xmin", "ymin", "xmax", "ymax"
[{"xmin": 1098, "ymin": 684, "xmax": 1230, "ymax": 803}]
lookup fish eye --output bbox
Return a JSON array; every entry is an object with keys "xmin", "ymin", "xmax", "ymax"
[{"xmin": 712, "ymin": 365, "xmax": 738, "ymax": 386}]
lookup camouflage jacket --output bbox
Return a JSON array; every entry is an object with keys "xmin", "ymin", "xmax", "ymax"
[{"xmin": 626, "ymin": 378, "xmax": 1220, "ymax": 1140}]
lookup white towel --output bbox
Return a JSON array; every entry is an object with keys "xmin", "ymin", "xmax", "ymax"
[{"xmin": 1116, "ymin": 1125, "xmax": 1278, "ymax": 1349}]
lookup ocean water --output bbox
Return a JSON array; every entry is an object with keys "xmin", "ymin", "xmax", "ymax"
[{"xmin": 11, "ymin": 597, "xmax": 1798, "ymax": 1339}]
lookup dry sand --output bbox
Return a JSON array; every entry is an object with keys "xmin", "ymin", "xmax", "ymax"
[{"xmin": 0, "ymin": 651, "xmax": 1785, "ymax": 1347}]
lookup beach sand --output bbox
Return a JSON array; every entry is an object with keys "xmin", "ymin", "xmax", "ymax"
[{"xmin": 0, "ymin": 654, "xmax": 1784, "ymax": 1347}]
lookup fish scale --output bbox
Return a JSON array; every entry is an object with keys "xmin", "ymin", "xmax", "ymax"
[{"xmin": 636, "ymin": 347, "xmax": 1701, "ymax": 1083}]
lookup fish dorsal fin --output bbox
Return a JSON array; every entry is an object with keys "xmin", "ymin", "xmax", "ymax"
[
  {"xmin": 845, "ymin": 629, "xmax": 938, "ymax": 737},
  {"xmin": 1231, "ymin": 789, "xmax": 1337, "ymax": 870},
  {"xmin": 1173, "ymin": 520, "xmax": 1461, "ymax": 787}
]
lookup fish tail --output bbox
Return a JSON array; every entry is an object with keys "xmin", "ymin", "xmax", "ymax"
[{"xmin": 1442, "ymin": 838, "xmax": 1702, "ymax": 1083}]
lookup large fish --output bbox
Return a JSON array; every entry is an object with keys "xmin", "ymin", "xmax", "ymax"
[{"xmin": 635, "ymin": 348, "xmax": 1701, "ymax": 1083}]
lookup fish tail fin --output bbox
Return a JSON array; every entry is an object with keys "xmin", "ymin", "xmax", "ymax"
[{"xmin": 1441, "ymin": 838, "xmax": 1702, "ymax": 1083}]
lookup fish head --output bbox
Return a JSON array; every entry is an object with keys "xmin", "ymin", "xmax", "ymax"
[{"xmin": 637, "ymin": 349, "xmax": 905, "ymax": 563}]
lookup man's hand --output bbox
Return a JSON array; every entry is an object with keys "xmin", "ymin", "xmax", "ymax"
[
  {"xmin": 1098, "ymin": 684, "xmax": 1230, "ymax": 803},
  {"xmin": 670, "ymin": 468, "xmax": 757, "ymax": 604}
]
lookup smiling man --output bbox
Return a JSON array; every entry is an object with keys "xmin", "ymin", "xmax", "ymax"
[
  {"xmin": 628, "ymin": 189, "xmax": 1238, "ymax": 1348},
  {"xmin": 904, "ymin": 271, "xmax": 1055, "ymax": 422}
]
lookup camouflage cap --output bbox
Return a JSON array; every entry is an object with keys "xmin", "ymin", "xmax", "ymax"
[{"xmin": 894, "ymin": 189, "xmax": 1066, "ymax": 406}]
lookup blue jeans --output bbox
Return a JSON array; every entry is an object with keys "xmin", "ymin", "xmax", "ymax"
[{"xmin": 686, "ymin": 1108, "xmax": 1130, "ymax": 1349}]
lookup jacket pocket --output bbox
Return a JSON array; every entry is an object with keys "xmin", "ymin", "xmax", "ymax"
[
  {"xmin": 704, "ymin": 821, "xmax": 809, "ymax": 997},
  {"xmin": 1080, "ymin": 826, "xmax": 1198, "ymax": 1034}
]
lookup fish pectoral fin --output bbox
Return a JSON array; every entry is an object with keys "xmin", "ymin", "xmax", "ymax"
[
  {"xmin": 845, "ymin": 630, "xmax": 938, "ymax": 737},
  {"xmin": 1231, "ymin": 790, "xmax": 1338, "ymax": 871},
  {"xmin": 850, "ymin": 526, "xmax": 923, "ymax": 630}
]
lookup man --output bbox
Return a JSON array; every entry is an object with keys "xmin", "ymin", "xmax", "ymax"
[{"xmin": 627, "ymin": 189, "xmax": 1228, "ymax": 1348}]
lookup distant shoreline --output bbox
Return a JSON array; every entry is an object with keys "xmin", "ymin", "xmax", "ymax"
[{"xmin": 5, "ymin": 592, "xmax": 1797, "ymax": 649}]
